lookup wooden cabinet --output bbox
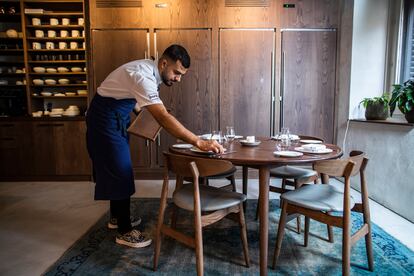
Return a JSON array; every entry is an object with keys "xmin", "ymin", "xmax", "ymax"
[
  {"xmin": 281, "ymin": 30, "xmax": 337, "ymax": 143},
  {"xmin": 155, "ymin": 28, "xmax": 214, "ymax": 166},
  {"xmin": 280, "ymin": 0, "xmax": 339, "ymax": 28},
  {"xmin": 219, "ymin": 28, "xmax": 275, "ymax": 136},
  {"xmin": 90, "ymin": 29, "xmax": 152, "ymax": 172},
  {"xmin": 0, "ymin": 120, "xmax": 90, "ymax": 180}
]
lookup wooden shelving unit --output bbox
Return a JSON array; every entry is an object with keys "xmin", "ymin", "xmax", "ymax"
[
  {"xmin": 22, "ymin": 0, "xmax": 88, "ymax": 117},
  {"xmin": 0, "ymin": 0, "xmax": 27, "ymax": 117}
]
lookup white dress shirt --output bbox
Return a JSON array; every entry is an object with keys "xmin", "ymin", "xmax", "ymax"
[{"xmin": 97, "ymin": 59, "xmax": 163, "ymax": 110}]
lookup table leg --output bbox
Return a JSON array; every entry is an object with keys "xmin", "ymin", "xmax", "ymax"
[
  {"xmin": 242, "ymin": 166, "xmax": 248, "ymax": 211},
  {"xmin": 259, "ymin": 166, "xmax": 270, "ymax": 275}
]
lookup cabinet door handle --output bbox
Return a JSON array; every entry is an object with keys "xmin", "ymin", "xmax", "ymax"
[
  {"xmin": 37, "ymin": 123, "xmax": 65, "ymax": 127},
  {"xmin": 157, "ymin": 134, "xmax": 161, "ymax": 146}
]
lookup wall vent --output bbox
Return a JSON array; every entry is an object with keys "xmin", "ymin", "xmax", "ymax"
[
  {"xmin": 96, "ymin": 0, "xmax": 143, "ymax": 8},
  {"xmin": 225, "ymin": 0, "xmax": 269, "ymax": 7}
]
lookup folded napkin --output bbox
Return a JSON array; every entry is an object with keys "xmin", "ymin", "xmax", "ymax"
[{"xmin": 302, "ymin": 144, "xmax": 326, "ymax": 151}]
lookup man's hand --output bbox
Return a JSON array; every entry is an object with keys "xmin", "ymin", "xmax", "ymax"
[{"xmin": 195, "ymin": 139, "xmax": 224, "ymax": 154}]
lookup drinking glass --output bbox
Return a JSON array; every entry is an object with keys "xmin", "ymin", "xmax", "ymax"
[
  {"xmin": 211, "ymin": 130, "xmax": 224, "ymax": 145},
  {"xmin": 225, "ymin": 126, "xmax": 235, "ymax": 142},
  {"xmin": 280, "ymin": 127, "xmax": 291, "ymax": 148}
]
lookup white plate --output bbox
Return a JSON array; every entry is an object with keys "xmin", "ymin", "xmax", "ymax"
[
  {"xmin": 273, "ymin": 151, "xmax": 304, "ymax": 157},
  {"xmin": 272, "ymin": 134, "xmax": 300, "ymax": 140},
  {"xmin": 300, "ymin": 139, "xmax": 323, "ymax": 144},
  {"xmin": 239, "ymin": 140, "xmax": 261, "ymax": 146},
  {"xmin": 190, "ymin": 147, "xmax": 216, "ymax": 155},
  {"xmin": 172, "ymin": 143, "xmax": 193, "ymax": 149},
  {"xmin": 294, "ymin": 147, "xmax": 333, "ymax": 154},
  {"xmin": 234, "ymin": 135, "xmax": 244, "ymax": 139}
]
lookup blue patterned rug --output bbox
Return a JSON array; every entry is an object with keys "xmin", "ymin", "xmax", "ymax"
[{"xmin": 45, "ymin": 198, "xmax": 414, "ymax": 275}]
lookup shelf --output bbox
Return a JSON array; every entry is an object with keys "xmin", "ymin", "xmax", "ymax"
[
  {"xmin": 26, "ymin": 25, "xmax": 84, "ymax": 28},
  {"xmin": 28, "ymin": 49, "xmax": 85, "ymax": 52},
  {"xmin": 0, "ymin": 37, "xmax": 23, "ymax": 41},
  {"xmin": 0, "ymin": 85, "xmax": 26, "ymax": 88},
  {"xmin": 32, "ymin": 95, "xmax": 87, "ymax": 98},
  {"xmin": 0, "ymin": 61, "xmax": 25, "ymax": 65},
  {"xmin": 30, "ymin": 72, "xmax": 86, "ymax": 75},
  {"xmin": 29, "ymin": 60, "xmax": 86, "ymax": 63},
  {"xmin": 31, "ymin": 84, "xmax": 87, "ymax": 87},
  {"xmin": 27, "ymin": 37, "xmax": 85, "ymax": 40},
  {"xmin": 0, "ymin": 49, "xmax": 24, "ymax": 54},
  {"xmin": 0, "ymin": 73, "xmax": 26, "ymax": 76},
  {"xmin": 25, "ymin": 12, "xmax": 83, "ymax": 16}
]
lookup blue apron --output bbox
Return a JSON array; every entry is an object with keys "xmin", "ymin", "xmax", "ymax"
[{"xmin": 86, "ymin": 93, "xmax": 137, "ymax": 200}]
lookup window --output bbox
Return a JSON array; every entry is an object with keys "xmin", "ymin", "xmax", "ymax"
[{"xmin": 402, "ymin": 0, "xmax": 414, "ymax": 81}]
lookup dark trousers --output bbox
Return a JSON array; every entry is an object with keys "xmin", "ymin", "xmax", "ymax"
[{"xmin": 110, "ymin": 198, "xmax": 132, "ymax": 234}]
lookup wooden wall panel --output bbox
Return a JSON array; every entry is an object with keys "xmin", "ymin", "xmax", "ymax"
[
  {"xmin": 280, "ymin": 0, "xmax": 339, "ymax": 28},
  {"xmin": 155, "ymin": 29, "xmax": 214, "ymax": 164},
  {"xmin": 281, "ymin": 30, "xmax": 336, "ymax": 143},
  {"xmin": 219, "ymin": 29, "xmax": 275, "ymax": 136},
  {"xmin": 91, "ymin": 29, "xmax": 148, "ymax": 90},
  {"xmin": 91, "ymin": 29, "xmax": 151, "ymax": 168},
  {"xmin": 216, "ymin": 0, "xmax": 280, "ymax": 28},
  {"xmin": 89, "ymin": 0, "xmax": 152, "ymax": 29}
]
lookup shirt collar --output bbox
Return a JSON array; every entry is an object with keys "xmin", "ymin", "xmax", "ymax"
[{"xmin": 153, "ymin": 59, "xmax": 162, "ymax": 87}]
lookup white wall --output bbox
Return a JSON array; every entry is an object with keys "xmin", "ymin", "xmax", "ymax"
[
  {"xmin": 349, "ymin": 0, "xmax": 389, "ymax": 119},
  {"xmin": 337, "ymin": 0, "xmax": 414, "ymax": 222}
]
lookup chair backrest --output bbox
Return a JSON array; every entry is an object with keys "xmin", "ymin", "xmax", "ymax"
[
  {"xmin": 298, "ymin": 135, "xmax": 324, "ymax": 142},
  {"xmin": 313, "ymin": 159, "xmax": 356, "ymax": 181},
  {"xmin": 163, "ymin": 152, "xmax": 234, "ymax": 178}
]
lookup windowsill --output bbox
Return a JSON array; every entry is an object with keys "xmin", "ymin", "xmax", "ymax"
[{"xmin": 350, "ymin": 116, "xmax": 414, "ymax": 126}]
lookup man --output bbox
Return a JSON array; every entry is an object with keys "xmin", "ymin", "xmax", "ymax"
[{"xmin": 86, "ymin": 44, "xmax": 223, "ymax": 248}]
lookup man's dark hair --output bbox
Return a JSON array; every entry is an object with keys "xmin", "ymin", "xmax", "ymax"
[{"xmin": 162, "ymin": 44, "xmax": 191, "ymax": 69}]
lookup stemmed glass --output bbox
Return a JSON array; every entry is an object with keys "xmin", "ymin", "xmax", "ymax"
[{"xmin": 211, "ymin": 130, "xmax": 224, "ymax": 145}]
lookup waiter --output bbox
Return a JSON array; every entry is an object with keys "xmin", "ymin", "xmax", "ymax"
[{"xmin": 86, "ymin": 44, "xmax": 223, "ymax": 248}]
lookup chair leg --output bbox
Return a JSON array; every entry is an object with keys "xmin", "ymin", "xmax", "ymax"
[
  {"xmin": 242, "ymin": 166, "xmax": 248, "ymax": 211},
  {"xmin": 304, "ymin": 216, "xmax": 310, "ymax": 247},
  {"xmin": 327, "ymin": 212, "xmax": 334, "ymax": 243},
  {"xmin": 294, "ymin": 180, "xmax": 301, "ymax": 234},
  {"xmin": 342, "ymin": 218, "xmax": 351, "ymax": 276},
  {"xmin": 238, "ymin": 203, "xmax": 250, "ymax": 267},
  {"xmin": 153, "ymin": 179, "xmax": 169, "ymax": 271},
  {"xmin": 255, "ymin": 194, "xmax": 260, "ymax": 221},
  {"xmin": 194, "ymin": 213, "xmax": 204, "ymax": 276},
  {"xmin": 365, "ymin": 226, "xmax": 374, "ymax": 271},
  {"xmin": 272, "ymin": 200, "xmax": 288, "ymax": 269}
]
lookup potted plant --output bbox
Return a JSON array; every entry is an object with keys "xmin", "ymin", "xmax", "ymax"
[
  {"xmin": 389, "ymin": 79, "xmax": 414, "ymax": 123},
  {"xmin": 359, "ymin": 93, "xmax": 389, "ymax": 120}
]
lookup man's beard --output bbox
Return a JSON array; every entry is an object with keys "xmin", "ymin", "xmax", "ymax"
[{"xmin": 161, "ymin": 72, "xmax": 173, "ymax": 86}]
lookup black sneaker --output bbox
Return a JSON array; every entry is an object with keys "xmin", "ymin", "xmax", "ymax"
[
  {"xmin": 115, "ymin": 229, "xmax": 152, "ymax": 248},
  {"xmin": 107, "ymin": 216, "xmax": 141, "ymax": 229}
]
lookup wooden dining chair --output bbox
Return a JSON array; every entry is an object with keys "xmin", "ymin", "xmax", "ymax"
[
  {"xmin": 153, "ymin": 152, "xmax": 250, "ymax": 276},
  {"xmin": 255, "ymin": 135, "xmax": 322, "ymax": 234},
  {"xmin": 272, "ymin": 151, "xmax": 374, "ymax": 276}
]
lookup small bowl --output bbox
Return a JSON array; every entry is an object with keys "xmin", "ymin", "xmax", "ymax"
[
  {"xmin": 65, "ymin": 92, "xmax": 76, "ymax": 96},
  {"xmin": 51, "ymin": 108, "xmax": 64, "ymax": 113},
  {"xmin": 57, "ymin": 67, "xmax": 69, "ymax": 73},
  {"xmin": 46, "ymin": 68, "xmax": 57, "ymax": 73},
  {"xmin": 33, "ymin": 67, "xmax": 46, "ymax": 73},
  {"xmin": 6, "ymin": 29, "xmax": 18, "ymax": 38},
  {"xmin": 44, "ymin": 79, "xmax": 56, "ymax": 85},
  {"xmin": 40, "ymin": 92, "xmax": 52, "ymax": 96},
  {"xmin": 33, "ymin": 79, "xmax": 44, "ymax": 85},
  {"xmin": 77, "ymin": 89, "xmax": 87, "ymax": 95},
  {"xmin": 71, "ymin": 67, "xmax": 82, "ymax": 72},
  {"xmin": 58, "ymin": 78, "xmax": 70, "ymax": 84},
  {"xmin": 54, "ymin": 93, "xmax": 65, "ymax": 97}
]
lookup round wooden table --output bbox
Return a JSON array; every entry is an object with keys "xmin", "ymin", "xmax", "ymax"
[{"xmin": 170, "ymin": 137, "xmax": 343, "ymax": 275}]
